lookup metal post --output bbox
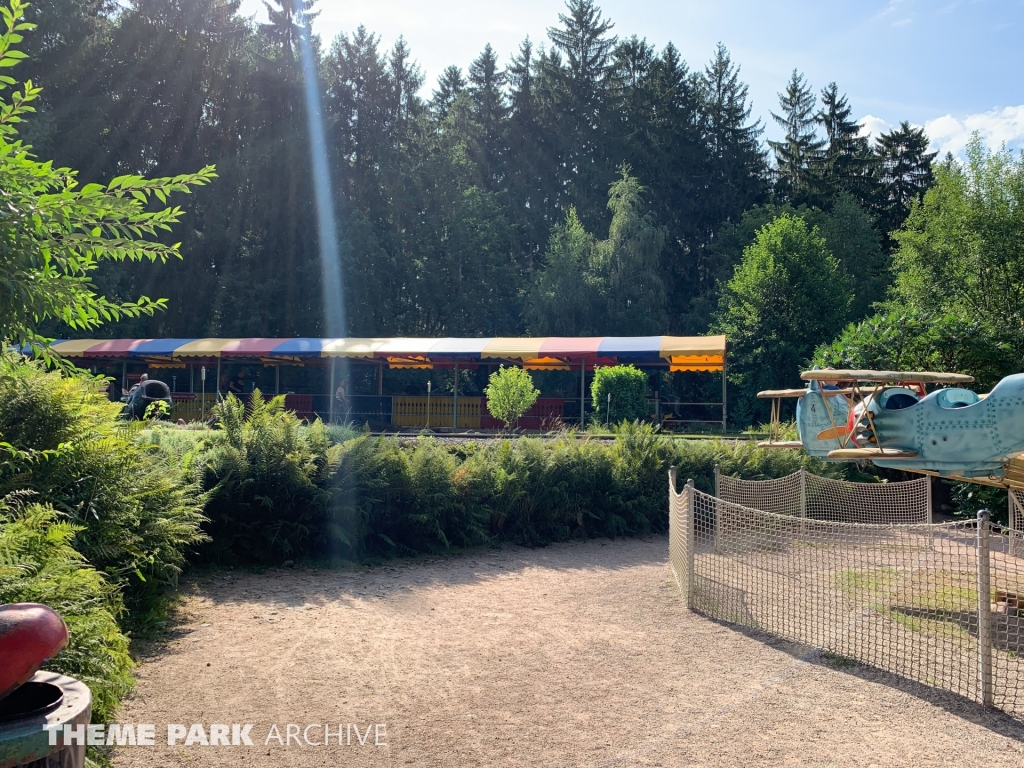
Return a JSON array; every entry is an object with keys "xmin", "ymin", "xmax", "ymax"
[
  {"xmin": 377, "ymin": 360, "xmax": 383, "ymax": 396},
  {"xmin": 799, "ymin": 467, "xmax": 807, "ymax": 518},
  {"xmin": 580, "ymin": 359, "xmax": 586, "ymax": 427},
  {"xmin": 721, "ymin": 353, "xmax": 728, "ymax": 435},
  {"xmin": 606, "ymin": 391, "xmax": 611, "ymax": 426},
  {"xmin": 275, "ymin": 364, "xmax": 280, "ymax": 396},
  {"xmin": 977, "ymin": 509, "xmax": 994, "ymax": 707},
  {"xmin": 927, "ymin": 476, "xmax": 933, "ymax": 526},
  {"xmin": 426, "ymin": 379, "xmax": 431, "ymax": 430},
  {"xmin": 200, "ymin": 366, "xmax": 206, "ymax": 421},
  {"xmin": 453, "ymin": 361, "xmax": 459, "ymax": 430},
  {"xmin": 189, "ymin": 363, "xmax": 194, "ymax": 394},
  {"xmin": 216, "ymin": 357, "xmax": 222, "ymax": 402},
  {"xmin": 329, "ymin": 357, "xmax": 336, "ymax": 424},
  {"xmin": 1010, "ymin": 492, "xmax": 1020, "ymax": 559},
  {"xmin": 121, "ymin": 360, "xmax": 127, "ymax": 394},
  {"xmin": 686, "ymin": 478, "xmax": 696, "ymax": 610},
  {"xmin": 713, "ymin": 463, "xmax": 721, "ymax": 553}
]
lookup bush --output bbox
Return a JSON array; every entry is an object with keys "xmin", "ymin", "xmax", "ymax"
[
  {"xmin": 0, "ymin": 355, "xmax": 208, "ymax": 625},
  {"xmin": 198, "ymin": 392, "xmax": 341, "ymax": 564},
  {"xmin": 178, "ymin": 417, "xmax": 848, "ymax": 564},
  {"xmin": 591, "ymin": 365, "xmax": 649, "ymax": 425},
  {"xmin": 0, "ymin": 499, "xmax": 134, "ymax": 725},
  {"xmin": 484, "ymin": 366, "xmax": 540, "ymax": 430}
]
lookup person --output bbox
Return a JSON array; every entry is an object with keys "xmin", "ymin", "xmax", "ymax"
[
  {"xmin": 125, "ymin": 373, "xmax": 148, "ymax": 399},
  {"xmin": 228, "ymin": 367, "xmax": 247, "ymax": 395},
  {"xmin": 335, "ymin": 378, "xmax": 349, "ymax": 422}
]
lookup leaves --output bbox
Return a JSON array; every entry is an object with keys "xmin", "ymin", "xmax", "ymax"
[{"xmin": 0, "ymin": 0, "xmax": 215, "ymax": 356}]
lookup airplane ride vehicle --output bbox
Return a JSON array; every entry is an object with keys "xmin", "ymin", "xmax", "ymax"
[{"xmin": 757, "ymin": 368, "xmax": 1024, "ymax": 489}]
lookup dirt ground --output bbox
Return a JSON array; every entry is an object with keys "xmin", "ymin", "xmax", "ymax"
[{"xmin": 113, "ymin": 536, "xmax": 1024, "ymax": 767}]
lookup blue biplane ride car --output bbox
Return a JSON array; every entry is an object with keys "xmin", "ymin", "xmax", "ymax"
[{"xmin": 757, "ymin": 368, "xmax": 1024, "ymax": 489}]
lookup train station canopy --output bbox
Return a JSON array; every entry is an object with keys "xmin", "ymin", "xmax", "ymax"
[{"xmin": 43, "ymin": 335, "xmax": 726, "ymax": 371}]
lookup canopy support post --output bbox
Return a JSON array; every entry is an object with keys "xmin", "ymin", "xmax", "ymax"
[
  {"xmin": 721, "ymin": 355, "xmax": 728, "ymax": 435},
  {"xmin": 189, "ymin": 363, "xmax": 193, "ymax": 394},
  {"xmin": 453, "ymin": 361, "xmax": 459, "ymax": 430},
  {"xmin": 275, "ymin": 364, "xmax": 280, "ymax": 395},
  {"xmin": 216, "ymin": 357, "xmax": 222, "ymax": 403},
  {"xmin": 329, "ymin": 357, "xmax": 336, "ymax": 424},
  {"xmin": 377, "ymin": 360, "xmax": 383, "ymax": 396},
  {"xmin": 121, "ymin": 360, "xmax": 127, "ymax": 394},
  {"xmin": 580, "ymin": 359, "xmax": 585, "ymax": 427}
]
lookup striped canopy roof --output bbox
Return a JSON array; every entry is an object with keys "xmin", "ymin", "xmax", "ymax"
[{"xmin": 46, "ymin": 336, "xmax": 726, "ymax": 370}]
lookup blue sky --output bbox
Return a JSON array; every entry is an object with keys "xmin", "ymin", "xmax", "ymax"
[{"xmin": 241, "ymin": 0, "xmax": 1024, "ymax": 155}]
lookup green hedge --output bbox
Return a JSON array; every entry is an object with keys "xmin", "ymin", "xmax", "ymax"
[
  {"xmin": 0, "ymin": 356, "xmax": 208, "ymax": 624},
  {"xmin": 178, "ymin": 400, "xmax": 844, "ymax": 564},
  {"xmin": 591, "ymin": 364, "xmax": 649, "ymax": 424}
]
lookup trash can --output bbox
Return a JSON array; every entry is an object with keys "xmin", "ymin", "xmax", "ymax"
[{"xmin": 0, "ymin": 671, "xmax": 91, "ymax": 768}]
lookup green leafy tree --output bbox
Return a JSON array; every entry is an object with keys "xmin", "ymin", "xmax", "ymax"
[
  {"xmin": 821, "ymin": 136, "xmax": 1024, "ymax": 388},
  {"xmin": 815, "ymin": 192, "xmax": 889, "ymax": 320},
  {"xmin": 591, "ymin": 364, "xmax": 649, "ymax": 424},
  {"xmin": 0, "ymin": 0, "xmax": 215, "ymax": 357},
  {"xmin": 714, "ymin": 213, "xmax": 851, "ymax": 423},
  {"xmin": 484, "ymin": 366, "xmax": 540, "ymax": 431},
  {"xmin": 708, "ymin": 195, "xmax": 887, "ymax": 324},
  {"xmin": 595, "ymin": 168, "xmax": 667, "ymax": 334},
  {"xmin": 526, "ymin": 207, "xmax": 602, "ymax": 334},
  {"xmin": 528, "ymin": 169, "xmax": 666, "ymax": 335}
]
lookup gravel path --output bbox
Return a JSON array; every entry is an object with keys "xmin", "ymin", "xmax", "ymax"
[{"xmin": 114, "ymin": 537, "xmax": 1024, "ymax": 767}]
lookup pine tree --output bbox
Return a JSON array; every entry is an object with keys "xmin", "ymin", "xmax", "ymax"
[
  {"xmin": 875, "ymin": 121, "xmax": 937, "ymax": 237},
  {"xmin": 467, "ymin": 43, "xmax": 507, "ymax": 187},
  {"xmin": 544, "ymin": 0, "xmax": 618, "ymax": 227},
  {"xmin": 502, "ymin": 36, "xmax": 551, "ymax": 269},
  {"xmin": 816, "ymin": 82, "xmax": 876, "ymax": 207},
  {"xmin": 691, "ymin": 43, "xmax": 767, "ymax": 330},
  {"xmin": 769, "ymin": 70, "xmax": 824, "ymax": 204},
  {"xmin": 431, "ymin": 65, "xmax": 465, "ymax": 119},
  {"xmin": 260, "ymin": 0, "xmax": 318, "ymax": 61}
]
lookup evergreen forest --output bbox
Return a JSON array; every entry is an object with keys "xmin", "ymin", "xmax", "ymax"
[{"xmin": 25, "ymin": 0, "xmax": 936, "ymax": 385}]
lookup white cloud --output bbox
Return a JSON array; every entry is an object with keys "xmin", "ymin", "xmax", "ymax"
[
  {"xmin": 925, "ymin": 105, "xmax": 1024, "ymax": 156},
  {"xmin": 858, "ymin": 114, "xmax": 893, "ymax": 140},
  {"xmin": 874, "ymin": 0, "xmax": 915, "ymax": 27}
]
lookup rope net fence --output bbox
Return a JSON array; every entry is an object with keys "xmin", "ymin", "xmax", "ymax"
[
  {"xmin": 716, "ymin": 467, "xmax": 931, "ymax": 525},
  {"xmin": 670, "ymin": 470, "xmax": 1024, "ymax": 716}
]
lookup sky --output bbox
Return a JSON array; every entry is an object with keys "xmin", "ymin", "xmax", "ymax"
[{"xmin": 240, "ymin": 0, "xmax": 1024, "ymax": 156}]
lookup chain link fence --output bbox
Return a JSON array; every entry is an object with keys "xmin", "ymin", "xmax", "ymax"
[
  {"xmin": 715, "ymin": 466, "xmax": 931, "ymax": 525},
  {"xmin": 670, "ymin": 469, "xmax": 1024, "ymax": 716}
]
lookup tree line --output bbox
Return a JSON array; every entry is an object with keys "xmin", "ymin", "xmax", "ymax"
[{"xmin": 24, "ymin": 0, "xmax": 936, "ymax": 351}]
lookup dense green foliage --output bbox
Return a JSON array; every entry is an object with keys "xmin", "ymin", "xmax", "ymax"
[
  {"xmin": 23, "ymin": 0, "xmax": 928, "ymax": 353},
  {"xmin": 484, "ymin": 366, "xmax": 540, "ymax": 430},
  {"xmin": 198, "ymin": 392, "xmax": 340, "ymax": 563},
  {"xmin": 815, "ymin": 138, "xmax": 1024, "ymax": 391},
  {"xmin": 0, "ymin": 500, "xmax": 134, "ymax": 724},
  {"xmin": 0, "ymin": 0, "xmax": 213, "ymax": 357},
  {"xmin": 715, "ymin": 214, "xmax": 851, "ymax": 424},
  {"xmin": 0, "ymin": 354, "xmax": 208, "ymax": 621},
  {"xmin": 166, "ymin": 405, "xmax": 845, "ymax": 564},
  {"xmin": 591, "ymin": 365, "xmax": 649, "ymax": 424}
]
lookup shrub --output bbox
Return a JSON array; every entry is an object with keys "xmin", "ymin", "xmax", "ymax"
[
  {"xmin": 0, "ymin": 499, "xmax": 134, "ymax": 725},
  {"xmin": 198, "ymin": 392, "xmax": 341, "ymax": 564},
  {"xmin": 591, "ymin": 365, "xmax": 649, "ymax": 425},
  {"xmin": 484, "ymin": 366, "xmax": 540, "ymax": 430},
  {"xmin": 0, "ymin": 355, "xmax": 208, "ymax": 625}
]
